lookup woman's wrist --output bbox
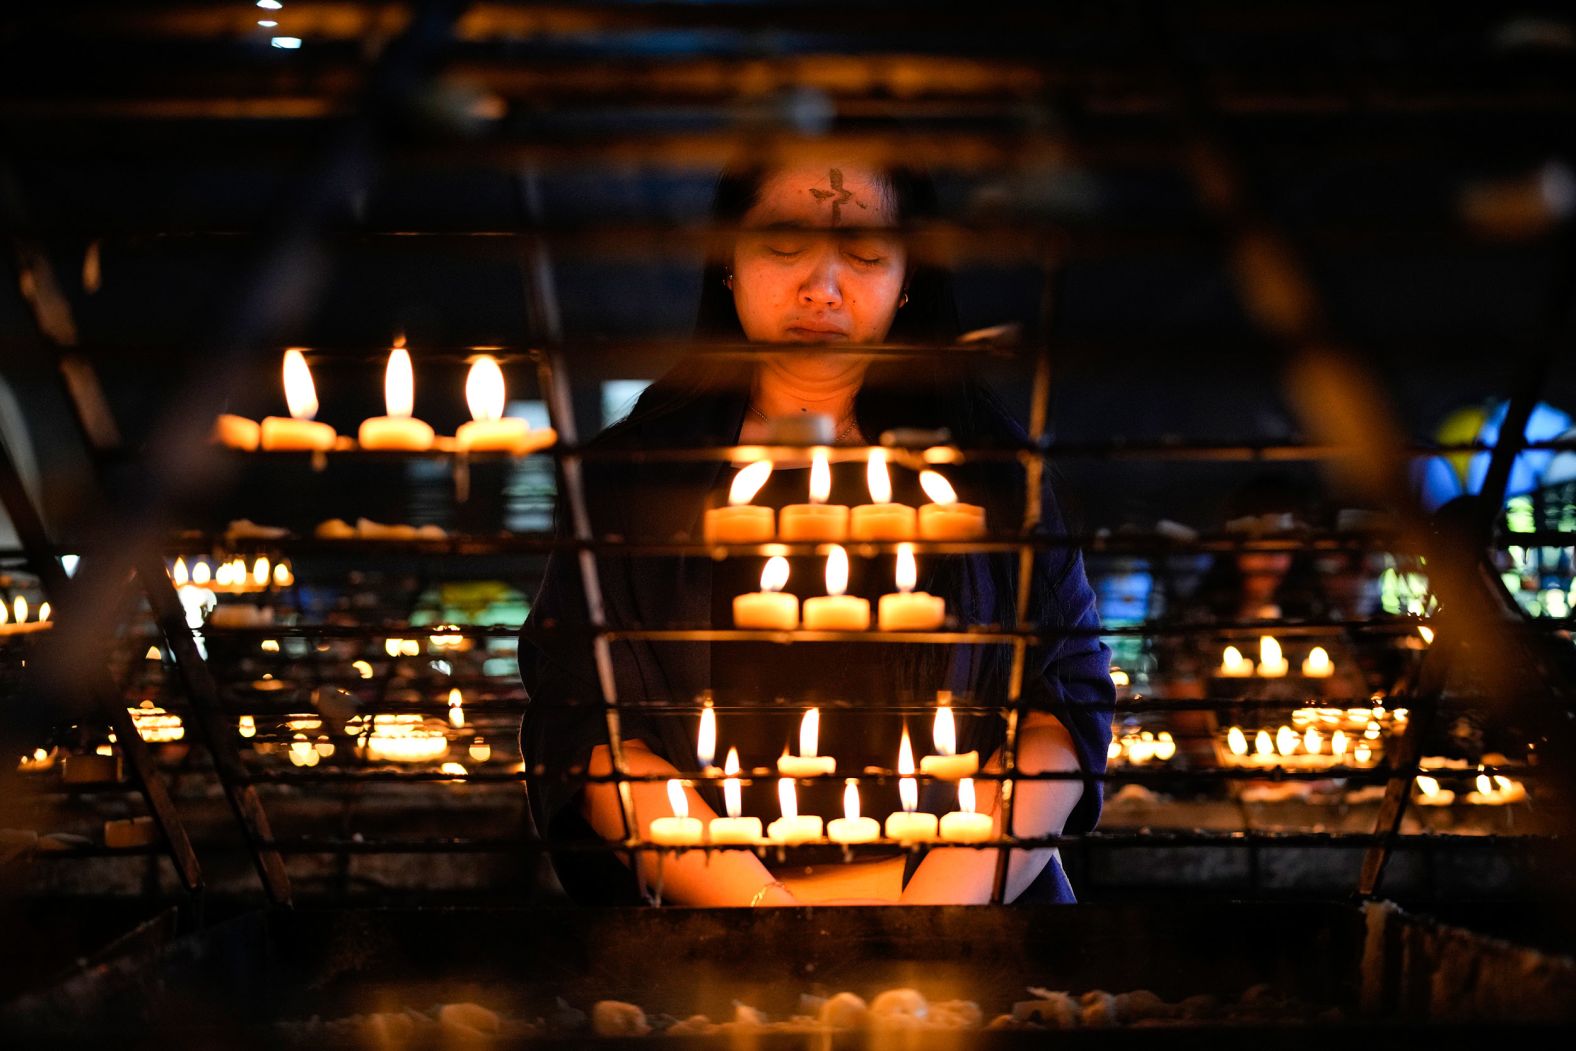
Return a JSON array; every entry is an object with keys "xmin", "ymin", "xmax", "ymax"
[{"xmin": 749, "ymin": 879, "xmax": 796, "ymax": 907}]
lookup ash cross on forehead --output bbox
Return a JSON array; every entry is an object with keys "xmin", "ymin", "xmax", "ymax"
[{"xmin": 807, "ymin": 168, "xmax": 869, "ymax": 225}]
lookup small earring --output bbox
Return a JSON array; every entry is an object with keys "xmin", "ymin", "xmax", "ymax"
[
  {"xmin": 724, "ymin": 272, "xmax": 733, "ymax": 291},
  {"xmin": 898, "ymin": 292, "xmax": 909, "ymax": 308}
]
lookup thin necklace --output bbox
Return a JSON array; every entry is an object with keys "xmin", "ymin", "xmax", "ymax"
[{"xmin": 748, "ymin": 402, "xmax": 860, "ymax": 443}]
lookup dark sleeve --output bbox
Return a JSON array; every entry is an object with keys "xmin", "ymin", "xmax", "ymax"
[{"xmin": 1020, "ymin": 473, "xmax": 1114, "ymax": 837}]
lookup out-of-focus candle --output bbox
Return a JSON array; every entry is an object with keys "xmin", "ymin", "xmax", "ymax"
[
  {"xmin": 916, "ymin": 471, "xmax": 986, "ymax": 540},
  {"xmin": 448, "ymin": 686, "xmax": 465, "ymax": 729},
  {"xmin": 877, "ymin": 543, "xmax": 945, "ymax": 631},
  {"xmin": 260, "ymin": 349, "xmax": 338, "ymax": 450},
  {"xmin": 920, "ymin": 701, "xmax": 979, "ymax": 779},
  {"xmin": 766, "ymin": 777, "xmax": 824, "ymax": 844},
  {"xmin": 885, "ymin": 727, "xmax": 938, "ymax": 843},
  {"xmin": 358, "ymin": 344, "xmax": 436, "ymax": 451},
  {"xmin": 650, "ymin": 779, "xmax": 704, "ymax": 846},
  {"xmin": 213, "ymin": 413, "xmax": 261, "ymax": 450},
  {"xmin": 697, "ymin": 701, "xmax": 716, "ymax": 771},
  {"xmin": 826, "ymin": 778, "xmax": 880, "ymax": 844},
  {"xmin": 703, "ymin": 460, "xmax": 775, "ymax": 543},
  {"xmin": 849, "ymin": 449, "xmax": 916, "ymax": 540},
  {"xmin": 801, "ymin": 545, "xmax": 870, "ymax": 630},
  {"xmin": 1218, "ymin": 645, "xmax": 1255, "ymax": 677},
  {"xmin": 1226, "ymin": 726, "xmax": 1249, "ymax": 758},
  {"xmin": 1413, "ymin": 774, "xmax": 1455, "ymax": 807},
  {"xmin": 939, "ymin": 778, "xmax": 993, "ymax": 843},
  {"xmin": 778, "ymin": 448, "xmax": 849, "ymax": 541},
  {"xmin": 708, "ymin": 747, "xmax": 763, "ymax": 844},
  {"xmin": 734, "ymin": 556, "xmax": 799, "ymax": 630},
  {"xmin": 455, "ymin": 355, "xmax": 555, "ymax": 454},
  {"xmin": 776, "ymin": 707, "xmax": 836, "ymax": 777},
  {"xmin": 1301, "ymin": 646, "xmax": 1334, "ymax": 678},
  {"xmin": 1257, "ymin": 636, "xmax": 1289, "ymax": 677}
]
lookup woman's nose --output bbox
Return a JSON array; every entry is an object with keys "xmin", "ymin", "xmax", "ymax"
[{"xmin": 798, "ymin": 250, "xmax": 844, "ymax": 308}]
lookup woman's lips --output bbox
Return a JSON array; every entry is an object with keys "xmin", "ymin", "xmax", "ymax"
[{"xmin": 785, "ymin": 325, "xmax": 848, "ymax": 342}]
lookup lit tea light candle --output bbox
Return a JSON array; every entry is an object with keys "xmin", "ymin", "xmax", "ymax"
[
  {"xmin": 703, "ymin": 460, "xmax": 775, "ymax": 543},
  {"xmin": 1218, "ymin": 645, "xmax": 1254, "ymax": 677},
  {"xmin": 358, "ymin": 343, "xmax": 435, "ymax": 451},
  {"xmin": 213, "ymin": 413, "xmax": 261, "ymax": 450},
  {"xmin": 920, "ymin": 701, "xmax": 979, "ymax": 779},
  {"xmin": 939, "ymin": 778, "xmax": 993, "ymax": 843},
  {"xmin": 1152, "ymin": 731, "xmax": 1177, "ymax": 761},
  {"xmin": 826, "ymin": 778, "xmax": 880, "ymax": 844},
  {"xmin": 455, "ymin": 355, "xmax": 554, "ymax": 454},
  {"xmin": 448, "ymin": 686, "xmax": 465, "ymax": 729},
  {"xmin": 650, "ymin": 779, "xmax": 704, "ymax": 846},
  {"xmin": 1254, "ymin": 730, "xmax": 1275, "ymax": 760},
  {"xmin": 1226, "ymin": 725, "xmax": 1249, "ymax": 758},
  {"xmin": 1275, "ymin": 724, "xmax": 1298, "ymax": 757},
  {"xmin": 801, "ymin": 545, "xmax": 870, "ymax": 631},
  {"xmin": 1331, "ymin": 729, "xmax": 1350, "ymax": 760},
  {"xmin": 916, "ymin": 470, "xmax": 987, "ymax": 540},
  {"xmin": 260, "ymin": 349, "xmax": 337, "ymax": 450},
  {"xmin": 1257, "ymin": 635, "xmax": 1289, "ymax": 677},
  {"xmin": 766, "ymin": 777, "xmax": 824, "ymax": 845},
  {"xmin": 272, "ymin": 561, "xmax": 295, "ymax": 588},
  {"xmin": 877, "ymin": 543, "xmax": 945, "ymax": 631},
  {"xmin": 1303, "ymin": 727, "xmax": 1322, "ymax": 755},
  {"xmin": 708, "ymin": 748, "xmax": 763, "ymax": 844},
  {"xmin": 1469, "ymin": 767, "xmax": 1527, "ymax": 805},
  {"xmin": 884, "ymin": 728, "xmax": 939, "ymax": 843},
  {"xmin": 734, "ymin": 556, "xmax": 798, "ymax": 630},
  {"xmin": 1413, "ymin": 774, "xmax": 1455, "ymax": 807},
  {"xmin": 849, "ymin": 449, "xmax": 916, "ymax": 540},
  {"xmin": 778, "ymin": 448, "xmax": 849, "ymax": 541},
  {"xmin": 171, "ymin": 557, "xmax": 189, "ymax": 587},
  {"xmin": 776, "ymin": 707, "xmax": 836, "ymax": 777},
  {"xmin": 1301, "ymin": 646, "xmax": 1333, "ymax": 678}
]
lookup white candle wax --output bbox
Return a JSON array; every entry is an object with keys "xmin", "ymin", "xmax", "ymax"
[
  {"xmin": 213, "ymin": 413, "xmax": 260, "ymax": 450},
  {"xmin": 801, "ymin": 545, "xmax": 869, "ymax": 630},
  {"xmin": 733, "ymin": 556, "xmax": 798, "ymax": 629},
  {"xmin": 827, "ymin": 779, "xmax": 881, "ymax": 844},
  {"xmin": 919, "ymin": 752, "xmax": 979, "ymax": 780},
  {"xmin": 849, "ymin": 503, "xmax": 916, "ymax": 541},
  {"xmin": 359, "ymin": 346, "xmax": 435, "ymax": 451},
  {"xmin": 877, "ymin": 543, "xmax": 945, "ymax": 630},
  {"xmin": 649, "ymin": 780, "xmax": 704, "ymax": 846},
  {"xmin": 704, "ymin": 461, "xmax": 775, "ymax": 543},
  {"xmin": 778, "ymin": 448, "xmax": 848, "ymax": 541},
  {"xmin": 885, "ymin": 811, "xmax": 938, "ymax": 843},
  {"xmin": 1300, "ymin": 646, "xmax": 1334, "ymax": 678},
  {"xmin": 708, "ymin": 817, "xmax": 764, "ymax": 844},
  {"xmin": 767, "ymin": 778, "xmax": 824, "ymax": 844},
  {"xmin": 260, "ymin": 349, "xmax": 338, "ymax": 450},
  {"xmin": 916, "ymin": 471, "xmax": 986, "ymax": 540},
  {"xmin": 939, "ymin": 778, "xmax": 993, "ymax": 843}
]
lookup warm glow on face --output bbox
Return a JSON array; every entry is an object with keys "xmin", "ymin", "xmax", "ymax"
[
  {"xmin": 778, "ymin": 777, "xmax": 798, "ymax": 819},
  {"xmin": 895, "ymin": 542, "xmax": 917, "ymax": 593},
  {"xmin": 1259, "ymin": 635, "xmax": 1283, "ymax": 666},
  {"xmin": 810, "ymin": 447, "xmax": 832, "ymax": 504},
  {"xmin": 282, "ymin": 349, "xmax": 319, "ymax": 420},
  {"xmin": 728, "ymin": 460, "xmax": 773, "ymax": 506},
  {"xmin": 697, "ymin": 703, "xmax": 716, "ymax": 768},
  {"xmin": 384, "ymin": 346, "xmax": 415, "ymax": 418},
  {"xmin": 899, "ymin": 727, "xmax": 917, "ymax": 812},
  {"xmin": 667, "ymin": 778, "xmax": 688, "ymax": 819},
  {"xmin": 919, "ymin": 470, "xmax": 957, "ymax": 506},
  {"xmin": 465, "ymin": 355, "xmax": 506, "ymax": 422},
  {"xmin": 799, "ymin": 707, "xmax": 820, "ymax": 757},
  {"xmin": 958, "ymin": 777, "xmax": 977, "ymax": 814},
  {"xmin": 1227, "ymin": 726, "xmax": 1248, "ymax": 755},
  {"xmin": 933, "ymin": 703, "xmax": 957, "ymax": 756},
  {"xmin": 760, "ymin": 556, "xmax": 790, "ymax": 594},
  {"xmin": 723, "ymin": 747, "xmax": 742, "ymax": 818},
  {"xmin": 824, "ymin": 544, "xmax": 849, "ymax": 597},
  {"xmin": 866, "ymin": 448, "xmax": 892, "ymax": 504},
  {"xmin": 842, "ymin": 778, "xmax": 861, "ymax": 821}
]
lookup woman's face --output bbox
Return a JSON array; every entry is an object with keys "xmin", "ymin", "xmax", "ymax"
[{"xmin": 730, "ymin": 166, "xmax": 907, "ymax": 348}]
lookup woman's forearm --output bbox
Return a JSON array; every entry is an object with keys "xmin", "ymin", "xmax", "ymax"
[
  {"xmin": 582, "ymin": 741, "xmax": 795, "ymax": 906},
  {"xmin": 898, "ymin": 713, "xmax": 1085, "ymax": 905}
]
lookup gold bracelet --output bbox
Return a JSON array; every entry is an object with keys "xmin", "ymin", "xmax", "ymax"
[{"xmin": 749, "ymin": 880, "xmax": 786, "ymax": 908}]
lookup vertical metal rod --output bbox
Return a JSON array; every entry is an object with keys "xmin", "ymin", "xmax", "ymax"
[
  {"xmin": 517, "ymin": 170, "xmax": 639, "ymax": 848},
  {"xmin": 989, "ymin": 335, "xmax": 1054, "ymax": 903}
]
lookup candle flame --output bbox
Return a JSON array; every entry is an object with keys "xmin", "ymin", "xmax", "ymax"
[
  {"xmin": 697, "ymin": 702, "xmax": 716, "ymax": 768},
  {"xmin": 896, "ymin": 542, "xmax": 917, "ymax": 593},
  {"xmin": 958, "ymin": 777, "xmax": 977, "ymax": 815},
  {"xmin": 13, "ymin": 596, "xmax": 26, "ymax": 623},
  {"xmin": 172, "ymin": 557, "xmax": 188, "ymax": 586},
  {"xmin": 918, "ymin": 470, "xmax": 957, "ymax": 506},
  {"xmin": 842, "ymin": 777, "xmax": 861, "ymax": 821},
  {"xmin": 1304, "ymin": 727, "xmax": 1322, "ymax": 754},
  {"xmin": 282, "ymin": 349, "xmax": 319, "ymax": 421},
  {"xmin": 1305, "ymin": 646, "xmax": 1331, "ymax": 673},
  {"xmin": 933, "ymin": 703, "xmax": 957, "ymax": 757},
  {"xmin": 778, "ymin": 777, "xmax": 798, "ymax": 820},
  {"xmin": 1276, "ymin": 725, "xmax": 1298, "ymax": 756},
  {"xmin": 761, "ymin": 556, "xmax": 790, "ymax": 594},
  {"xmin": 824, "ymin": 544, "xmax": 849, "ymax": 597},
  {"xmin": 384, "ymin": 346, "xmax": 415, "ymax": 418},
  {"xmin": 1416, "ymin": 774, "xmax": 1440, "ymax": 797},
  {"xmin": 667, "ymin": 778, "xmax": 688, "ymax": 819},
  {"xmin": 1255, "ymin": 730, "xmax": 1274, "ymax": 757},
  {"xmin": 810, "ymin": 447, "xmax": 831, "ymax": 504},
  {"xmin": 899, "ymin": 727, "xmax": 917, "ymax": 812},
  {"xmin": 866, "ymin": 448, "xmax": 892, "ymax": 504},
  {"xmin": 1227, "ymin": 726, "xmax": 1248, "ymax": 755},
  {"xmin": 273, "ymin": 561, "xmax": 294, "ymax": 588},
  {"xmin": 448, "ymin": 686, "xmax": 465, "ymax": 728},
  {"xmin": 1332, "ymin": 729, "xmax": 1349, "ymax": 757},
  {"xmin": 1154, "ymin": 731, "xmax": 1176, "ymax": 761},
  {"xmin": 1417, "ymin": 624, "xmax": 1435, "ymax": 645},
  {"xmin": 799, "ymin": 707, "xmax": 820, "ymax": 758},
  {"xmin": 192, "ymin": 560, "xmax": 211, "ymax": 586},
  {"xmin": 252, "ymin": 556, "xmax": 270, "ymax": 587},
  {"xmin": 1259, "ymin": 635, "xmax": 1283, "ymax": 667},
  {"xmin": 37, "ymin": 601, "xmax": 50, "ymax": 622},
  {"xmin": 1476, "ymin": 767, "xmax": 1492, "ymax": 795},
  {"xmin": 728, "ymin": 460, "xmax": 773, "ymax": 506},
  {"xmin": 0, "ymin": 602, "xmax": 7, "ymax": 626},
  {"xmin": 465, "ymin": 355, "xmax": 506, "ymax": 422},
  {"xmin": 723, "ymin": 747, "xmax": 742, "ymax": 818}
]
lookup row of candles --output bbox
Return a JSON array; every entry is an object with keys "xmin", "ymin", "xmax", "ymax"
[
  {"xmin": 0, "ymin": 595, "xmax": 51, "ymax": 636},
  {"xmin": 650, "ymin": 703, "xmax": 992, "ymax": 847},
  {"xmin": 170, "ymin": 555, "xmax": 295, "ymax": 592},
  {"xmin": 214, "ymin": 346, "xmax": 555, "ymax": 455},
  {"xmin": 704, "ymin": 453, "xmax": 987, "ymax": 544},
  {"xmin": 735, "ymin": 545, "xmax": 944, "ymax": 632},
  {"xmin": 1218, "ymin": 638, "xmax": 1336, "ymax": 679}
]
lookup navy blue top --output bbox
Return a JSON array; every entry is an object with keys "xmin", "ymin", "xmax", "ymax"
[{"xmin": 518, "ymin": 380, "xmax": 1113, "ymax": 904}]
